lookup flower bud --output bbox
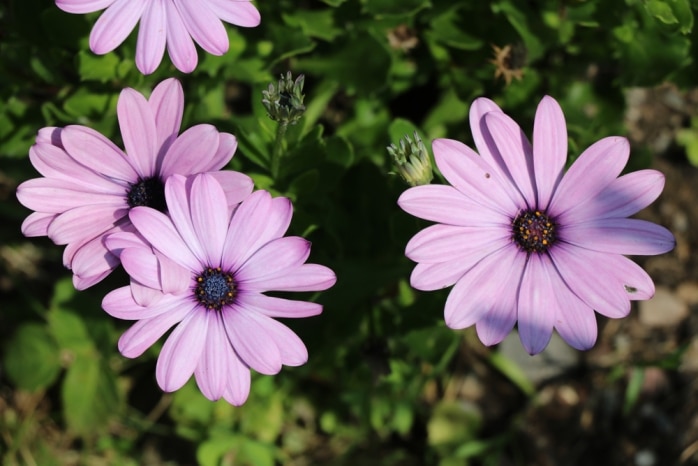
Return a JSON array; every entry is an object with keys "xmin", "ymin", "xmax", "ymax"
[
  {"xmin": 388, "ymin": 131, "xmax": 433, "ymax": 186},
  {"xmin": 262, "ymin": 72, "xmax": 306, "ymax": 125}
]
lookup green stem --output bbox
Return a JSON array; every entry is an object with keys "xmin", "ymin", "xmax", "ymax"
[{"xmin": 271, "ymin": 122, "xmax": 288, "ymax": 181}]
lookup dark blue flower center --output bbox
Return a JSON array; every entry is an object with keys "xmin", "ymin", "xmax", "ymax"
[
  {"xmin": 512, "ymin": 210, "xmax": 557, "ymax": 253},
  {"xmin": 195, "ymin": 267, "xmax": 236, "ymax": 310},
  {"xmin": 127, "ymin": 177, "xmax": 166, "ymax": 212}
]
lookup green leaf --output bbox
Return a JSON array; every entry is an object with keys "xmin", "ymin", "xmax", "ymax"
[
  {"xmin": 282, "ymin": 10, "xmax": 342, "ymax": 42},
  {"xmin": 47, "ymin": 308, "xmax": 93, "ymax": 354},
  {"xmin": 427, "ymin": 7, "xmax": 484, "ymax": 51},
  {"xmin": 4, "ymin": 324, "xmax": 61, "ymax": 391},
  {"xmin": 77, "ymin": 50, "xmax": 120, "ymax": 82},
  {"xmin": 62, "ymin": 354, "xmax": 120, "ymax": 436},
  {"xmin": 388, "ymin": 118, "xmax": 420, "ymax": 143},
  {"xmin": 362, "ymin": 0, "xmax": 431, "ymax": 18},
  {"xmin": 63, "ymin": 88, "xmax": 112, "ymax": 119},
  {"xmin": 646, "ymin": 0, "xmax": 679, "ymax": 25}
]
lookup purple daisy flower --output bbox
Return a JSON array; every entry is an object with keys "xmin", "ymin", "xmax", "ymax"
[
  {"xmin": 17, "ymin": 78, "xmax": 253, "ymax": 290},
  {"xmin": 55, "ymin": 0, "xmax": 261, "ymax": 74},
  {"xmin": 398, "ymin": 96, "xmax": 675, "ymax": 354},
  {"xmin": 101, "ymin": 173, "xmax": 336, "ymax": 404}
]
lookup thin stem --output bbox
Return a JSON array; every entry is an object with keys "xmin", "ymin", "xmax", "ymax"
[{"xmin": 271, "ymin": 122, "xmax": 288, "ymax": 180}]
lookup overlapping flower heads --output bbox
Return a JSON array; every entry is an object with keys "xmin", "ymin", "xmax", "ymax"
[
  {"xmin": 398, "ymin": 96, "xmax": 675, "ymax": 354},
  {"xmin": 55, "ymin": 0, "xmax": 261, "ymax": 74}
]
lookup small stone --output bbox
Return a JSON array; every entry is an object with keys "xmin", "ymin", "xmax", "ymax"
[
  {"xmin": 638, "ymin": 286, "xmax": 688, "ymax": 327},
  {"xmin": 499, "ymin": 332, "xmax": 579, "ymax": 385}
]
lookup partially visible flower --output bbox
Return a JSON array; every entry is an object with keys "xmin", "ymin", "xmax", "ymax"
[
  {"xmin": 55, "ymin": 0, "xmax": 261, "ymax": 74},
  {"xmin": 102, "ymin": 173, "xmax": 336, "ymax": 405},
  {"xmin": 398, "ymin": 95, "xmax": 675, "ymax": 354},
  {"xmin": 262, "ymin": 72, "xmax": 306, "ymax": 126},
  {"xmin": 17, "ymin": 78, "xmax": 253, "ymax": 289},
  {"xmin": 388, "ymin": 131, "xmax": 433, "ymax": 186}
]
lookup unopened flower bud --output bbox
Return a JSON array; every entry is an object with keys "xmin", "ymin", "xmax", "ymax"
[
  {"xmin": 262, "ymin": 72, "xmax": 306, "ymax": 126},
  {"xmin": 388, "ymin": 131, "xmax": 433, "ymax": 186}
]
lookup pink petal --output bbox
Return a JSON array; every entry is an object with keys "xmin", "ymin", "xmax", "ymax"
[
  {"xmin": 194, "ymin": 312, "xmax": 229, "ymax": 400},
  {"xmin": 549, "ymin": 244, "xmax": 631, "ymax": 318},
  {"xmin": 222, "ymin": 305, "xmax": 282, "ymax": 375},
  {"xmin": 29, "ymin": 143, "xmax": 118, "ymax": 190},
  {"xmin": 36, "ymin": 127, "xmax": 63, "ymax": 147},
  {"xmin": 560, "ymin": 169, "xmax": 665, "ymax": 223},
  {"xmin": 104, "ymin": 230, "xmax": 149, "ymax": 256},
  {"xmin": 89, "ymin": 0, "xmax": 146, "ymax": 54},
  {"xmin": 48, "ymin": 204, "xmax": 127, "ymax": 245},
  {"xmin": 206, "ymin": 0, "xmax": 261, "ymax": 27},
  {"xmin": 237, "ymin": 292, "xmax": 323, "ymax": 318},
  {"xmin": 517, "ymin": 254, "xmax": 557, "ymax": 355},
  {"xmin": 55, "ymin": 0, "xmax": 114, "ymax": 14},
  {"xmin": 257, "ymin": 317, "xmax": 308, "ymax": 367},
  {"xmin": 532, "ymin": 96, "xmax": 567, "ymax": 210},
  {"xmin": 241, "ymin": 263, "xmax": 336, "ymax": 293},
  {"xmin": 103, "ymin": 286, "xmax": 177, "ymax": 320},
  {"xmin": 444, "ymin": 247, "xmax": 523, "ymax": 329},
  {"xmin": 548, "ymin": 136, "xmax": 629, "ymax": 217},
  {"xmin": 120, "ymin": 247, "xmax": 161, "ymax": 289},
  {"xmin": 21, "ymin": 212, "xmax": 56, "ymax": 237},
  {"xmin": 119, "ymin": 299, "xmax": 196, "ymax": 358},
  {"xmin": 405, "ymin": 224, "xmax": 510, "ymax": 263},
  {"xmin": 149, "ymin": 78, "xmax": 184, "ymax": 153},
  {"xmin": 190, "ymin": 174, "xmax": 229, "ymax": 264},
  {"xmin": 410, "ymin": 261, "xmax": 470, "ymax": 291},
  {"xmin": 561, "ymin": 218, "xmax": 675, "ymax": 256},
  {"xmin": 483, "ymin": 111, "xmax": 537, "ymax": 207},
  {"xmin": 433, "ymin": 138, "xmax": 521, "ymax": 215},
  {"xmin": 162, "ymin": 174, "xmax": 207, "ymax": 265},
  {"xmin": 156, "ymin": 310, "xmax": 208, "ymax": 392},
  {"xmin": 135, "ymin": 0, "xmax": 167, "ymax": 75},
  {"xmin": 129, "ymin": 206, "xmax": 200, "ymax": 271},
  {"xmin": 73, "ymin": 270, "xmax": 115, "ymax": 290},
  {"xmin": 165, "ymin": 0, "xmax": 198, "ymax": 73},
  {"xmin": 474, "ymin": 251, "xmax": 526, "ymax": 346},
  {"xmin": 222, "ymin": 190, "xmax": 292, "ymax": 270},
  {"xmin": 603, "ymin": 254, "xmax": 656, "ymax": 301},
  {"xmin": 130, "ymin": 280, "xmax": 164, "ymax": 307},
  {"xmin": 70, "ymin": 235, "xmax": 121, "ymax": 289},
  {"xmin": 118, "ymin": 87, "xmax": 158, "ymax": 177},
  {"xmin": 159, "ymin": 125, "xmax": 220, "ymax": 178},
  {"xmin": 61, "ymin": 125, "xmax": 138, "ymax": 183},
  {"xmin": 203, "ymin": 132, "xmax": 238, "ymax": 172},
  {"xmin": 398, "ymin": 185, "xmax": 510, "ymax": 227},
  {"xmin": 222, "ymin": 349, "xmax": 251, "ymax": 406},
  {"xmin": 552, "ymin": 285, "xmax": 598, "ymax": 351},
  {"xmin": 207, "ymin": 170, "xmax": 254, "ymax": 209},
  {"xmin": 16, "ymin": 178, "xmax": 125, "ymax": 213},
  {"xmin": 156, "ymin": 251, "xmax": 192, "ymax": 294},
  {"xmin": 173, "ymin": 0, "xmax": 229, "ymax": 55},
  {"xmin": 236, "ymin": 237, "xmax": 310, "ymax": 282}
]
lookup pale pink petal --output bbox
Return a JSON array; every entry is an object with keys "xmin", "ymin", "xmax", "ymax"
[
  {"xmin": 483, "ymin": 111, "xmax": 537, "ymax": 207},
  {"xmin": 433, "ymin": 138, "xmax": 522, "ymax": 215},
  {"xmin": 36, "ymin": 127, "xmax": 63, "ymax": 147},
  {"xmin": 517, "ymin": 254, "xmax": 557, "ymax": 354},
  {"xmin": 119, "ymin": 247, "xmax": 161, "ymax": 289},
  {"xmin": 256, "ymin": 317, "xmax": 308, "ymax": 367},
  {"xmin": 207, "ymin": 170, "xmax": 254, "ymax": 208},
  {"xmin": 561, "ymin": 218, "xmax": 675, "ymax": 256},
  {"xmin": 118, "ymin": 299, "xmax": 196, "ymax": 358},
  {"xmin": 235, "ymin": 237, "xmax": 310, "ymax": 282},
  {"xmin": 103, "ymin": 286, "xmax": 179, "ymax": 320},
  {"xmin": 222, "ymin": 191, "xmax": 292, "ymax": 270},
  {"xmin": 48, "ymin": 204, "xmax": 127, "ymax": 245},
  {"xmin": 156, "ymin": 311, "xmax": 208, "ymax": 392},
  {"xmin": 548, "ymin": 137, "xmax": 629, "ymax": 217},
  {"xmin": 148, "ymin": 78, "xmax": 184, "ymax": 153},
  {"xmin": 604, "ymin": 254, "xmax": 656, "ymax": 301},
  {"xmin": 70, "ymin": 236, "xmax": 121, "ymax": 290},
  {"xmin": 129, "ymin": 206, "xmax": 200, "ymax": 271},
  {"xmin": 194, "ymin": 312, "xmax": 228, "ymax": 400},
  {"xmin": 29, "ymin": 143, "xmax": 117, "ymax": 190},
  {"xmin": 56, "ymin": 0, "xmax": 114, "ymax": 14},
  {"xmin": 474, "ymin": 252, "xmax": 526, "ymax": 346},
  {"xmin": 104, "ymin": 230, "xmax": 149, "ymax": 256},
  {"xmin": 561, "ymin": 170, "xmax": 665, "ymax": 223},
  {"xmin": 156, "ymin": 251, "xmax": 192, "ymax": 294},
  {"xmin": 206, "ymin": 0, "xmax": 261, "ymax": 27},
  {"xmin": 444, "ymin": 247, "xmax": 523, "ymax": 329},
  {"xmin": 73, "ymin": 270, "xmax": 115, "ymax": 290},
  {"xmin": 173, "ymin": 0, "xmax": 229, "ymax": 55},
  {"xmin": 162, "ymin": 174, "xmax": 207, "ymax": 264},
  {"xmin": 21, "ymin": 212, "xmax": 56, "ymax": 237},
  {"xmin": 240, "ymin": 264, "xmax": 336, "ymax": 293},
  {"xmin": 61, "ymin": 126, "xmax": 138, "ymax": 183},
  {"xmin": 222, "ymin": 349, "xmax": 251, "ymax": 406},
  {"xmin": 190, "ymin": 174, "xmax": 229, "ymax": 264},
  {"xmin": 222, "ymin": 305, "xmax": 282, "ymax": 375},
  {"xmin": 135, "ymin": 0, "xmax": 167, "ymax": 75},
  {"xmin": 405, "ymin": 223, "xmax": 510, "ymax": 263},
  {"xmin": 16, "ymin": 178, "xmax": 125, "ymax": 213},
  {"xmin": 237, "ymin": 292, "xmax": 323, "ymax": 319},
  {"xmin": 550, "ymin": 244, "xmax": 630, "ymax": 318},
  {"xmin": 398, "ymin": 185, "xmax": 510, "ymax": 227},
  {"xmin": 159, "ymin": 125, "xmax": 220, "ymax": 178},
  {"xmin": 532, "ymin": 96, "xmax": 567, "ymax": 210},
  {"xmin": 118, "ymin": 87, "xmax": 158, "ymax": 177},
  {"xmin": 201, "ymin": 132, "xmax": 238, "ymax": 172},
  {"xmin": 130, "ymin": 280, "xmax": 164, "ymax": 306},
  {"xmin": 553, "ymin": 286, "xmax": 598, "ymax": 351},
  {"xmin": 165, "ymin": 0, "xmax": 198, "ymax": 73},
  {"xmin": 89, "ymin": 0, "xmax": 147, "ymax": 54}
]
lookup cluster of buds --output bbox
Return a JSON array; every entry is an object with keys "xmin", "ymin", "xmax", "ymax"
[
  {"xmin": 262, "ymin": 72, "xmax": 306, "ymax": 126},
  {"xmin": 387, "ymin": 131, "xmax": 433, "ymax": 187}
]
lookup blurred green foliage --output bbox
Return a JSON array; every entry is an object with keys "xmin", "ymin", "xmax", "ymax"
[{"xmin": 1, "ymin": 0, "xmax": 696, "ymax": 464}]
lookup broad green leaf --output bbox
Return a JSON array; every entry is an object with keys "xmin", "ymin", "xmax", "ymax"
[
  {"xmin": 4, "ymin": 324, "xmax": 61, "ymax": 391},
  {"xmin": 282, "ymin": 10, "xmax": 342, "ymax": 42},
  {"xmin": 47, "ymin": 308, "xmax": 93, "ymax": 354},
  {"xmin": 77, "ymin": 50, "xmax": 120, "ymax": 82},
  {"xmin": 361, "ymin": 0, "xmax": 431, "ymax": 18}
]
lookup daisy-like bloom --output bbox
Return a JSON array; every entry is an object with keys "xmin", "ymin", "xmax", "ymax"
[
  {"xmin": 17, "ymin": 78, "xmax": 253, "ymax": 290},
  {"xmin": 398, "ymin": 96, "xmax": 675, "ymax": 354},
  {"xmin": 101, "ymin": 173, "xmax": 336, "ymax": 404},
  {"xmin": 55, "ymin": 0, "xmax": 261, "ymax": 74}
]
